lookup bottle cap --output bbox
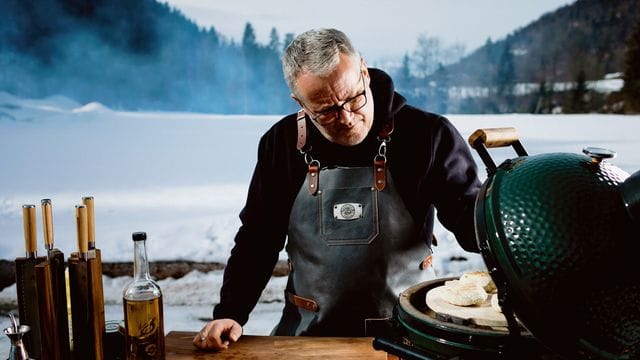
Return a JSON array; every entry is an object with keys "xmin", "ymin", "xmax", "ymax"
[{"xmin": 132, "ymin": 232, "xmax": 147, "ymax": 241}]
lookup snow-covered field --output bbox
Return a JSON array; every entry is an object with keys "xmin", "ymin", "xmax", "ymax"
[{"xmin": 1, "ymin": 91, "xmax": 639, "ymax": 353}]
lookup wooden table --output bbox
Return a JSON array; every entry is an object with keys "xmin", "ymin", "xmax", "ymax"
[{"xmin": 166, "ymin": 331, "xmax": 389, "ymax": 359}]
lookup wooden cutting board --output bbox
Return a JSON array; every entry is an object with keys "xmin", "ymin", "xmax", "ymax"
[
  {"xmin": 426, "ymin": 285, "xmax": 507, "ymax": 328},
  {"xmin": 165, "ymin": 332, "xmax": 387, "ymax": 359}
]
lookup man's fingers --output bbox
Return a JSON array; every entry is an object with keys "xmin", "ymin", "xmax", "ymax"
[
  {"xmin": 229, "ymin": 322, "xmax": 243, "ymax": 342},
  {"xmin": 192, "ymin": 319, "xmax": 242, "ymax": 351},
  {"xmin": 209, "ymin": 321, "xmax": 232, "ymax": 349},
  {"xmin": 192, "ymin": 326, "xmax": 210, "ymax": 349}
]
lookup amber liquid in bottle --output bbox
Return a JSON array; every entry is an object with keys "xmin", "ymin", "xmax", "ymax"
[
  {"xmin": 123, "ymin": 232, "xmax": 165, "ymax": 360},
  {"xmin": 123, "ymin": 295, "xmax": 165, "ymax": 359}
]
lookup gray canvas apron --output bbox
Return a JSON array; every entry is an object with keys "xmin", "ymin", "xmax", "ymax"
[{"xmin": 271, "ymin": 162, "xmax": 430, "ymax": 336}]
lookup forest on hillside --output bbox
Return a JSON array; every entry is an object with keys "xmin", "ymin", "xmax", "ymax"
[
  {"xmin": 1, "ymin": 0, "xmax": 639, "ymax": 114},
  {"xmin": 0, "ymin": 0, "xmax": 295, "ymax": 114},
  {"xmin": 394, "ymin": 0, "xmax": 640, "ymax": 114}
]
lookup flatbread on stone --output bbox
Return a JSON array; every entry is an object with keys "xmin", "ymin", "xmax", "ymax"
[
  {"xmin": 440, "ymin": 281, "xmax": 488, "ymax": 306},
  {"xmin": 459, "ymin": 271, "xmax": 497, "ymax": 293}
]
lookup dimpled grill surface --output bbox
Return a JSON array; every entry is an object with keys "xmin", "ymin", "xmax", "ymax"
[{"xmin": 485, "ymin": 152, "xmax": 640, "ymax": 357}]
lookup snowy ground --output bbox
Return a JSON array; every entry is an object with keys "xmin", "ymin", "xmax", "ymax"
[{"xmin": 1, "ymin": 92, "xmax": 639, "ymax": 353}]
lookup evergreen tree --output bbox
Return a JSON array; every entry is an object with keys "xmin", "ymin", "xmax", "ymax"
[
  {"xmin": 530, "ymin": 81, "xmax": 545, "ymax": 113},
  {"xmin": 531, "ymin": 80, "xmax": 554, "ymax": 114},
  {"xmin": 268, "ymin": 27, "xmax": 280, "ymax": 53},
  {"xmin": 622, "ymin": 11, "xmax": 640, "ymax": 113},
  {"xmin": 240, "ymin": 22, "xmax": 259, "ymax": 113},
  {"xmin": 477, "ymin": 37, "xmax": 495, "ymax": 87},
  {"xmin": 496, "ymin": 42, "xmax": 516, "ymax": 112},
  {"xmin": 282, "ymin": 32, "xmax": 295, "ymax": 53},
  {"xmin": 496, "ymin": 42, "xmax": 515, "ymax": 96},
  {"xmin": 397, "ymin": 53, "xmax": 412, "ymax": 90},
  {"xmin": 393, "ymin": 53, "xmax": 420, "ymax": 105},
  {"xmin": 206, "ymin": 27, "xmax": 220, "ymax": 48},
  {"xmin": 242, "ymin": 22, "xmax": 258, "ymax": 51},
  {"xmin": 434, "ymin": 63, "xmax": 450, "ymax": 114},
  {"xmin": 570, "ymin": 69, "xmax": 589, "ymax": 113}
]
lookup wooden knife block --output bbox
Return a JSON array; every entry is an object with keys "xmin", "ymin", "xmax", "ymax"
[
  {"xmin": 68, "ymin": 252, "xmax": 105, "ymax": 360},
  {"xmin": 14, "ymin": 256, "xmax": 47, "ymax": 359},
  {"xmin": 33, "ymin": 250, "xmax": 72, "ymax": 360}
]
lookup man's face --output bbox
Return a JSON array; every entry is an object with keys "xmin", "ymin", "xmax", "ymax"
[{"xmin": 293, "ymin": 53, "xmax": 374, "ymax": 146}]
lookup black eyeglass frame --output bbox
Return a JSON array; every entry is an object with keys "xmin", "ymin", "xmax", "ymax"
[{"xmin": 302, "ymin": 70, "xmax": 367, "ymax": 126}]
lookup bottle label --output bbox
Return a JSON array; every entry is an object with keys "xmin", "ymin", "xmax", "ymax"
[{"xmin": 124, "ymin": 296, "xmax": 165, "ymax": 360}]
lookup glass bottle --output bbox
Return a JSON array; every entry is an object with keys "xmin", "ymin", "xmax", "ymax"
[{"xmin": 122, "ymin": 232, "xmax": 165, "ymax": 360}]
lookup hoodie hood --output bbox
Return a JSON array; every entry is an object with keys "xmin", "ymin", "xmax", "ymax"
[{"xmin": 369, "ymin": 67, "xmax": 406, "ymax": 131}]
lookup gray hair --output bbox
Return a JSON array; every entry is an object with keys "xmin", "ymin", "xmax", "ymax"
[{"xmin": 282, "ymin": 28, "xmax": 360, "ymax": 96}]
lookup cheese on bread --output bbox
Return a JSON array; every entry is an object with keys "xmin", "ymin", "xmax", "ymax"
[
  {"xmin": 440, "ymin": 281, "xmax": 488, "ymax": 306},
  {"xmin": 460, "ymin": 271, "xmax": 497, "ymax": 293}
]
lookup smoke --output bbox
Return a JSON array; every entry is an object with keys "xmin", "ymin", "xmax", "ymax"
[{"xmin": 0, "ymin": 0, "xmax": 297, "ymax": 115}]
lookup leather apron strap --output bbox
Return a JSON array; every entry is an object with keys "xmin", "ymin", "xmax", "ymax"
[
  {"xmin": 296, "ymin": 109, "xmax": 309, "ymax": 152},
  {"xmin": 295, "ymin": 110, "xmax": 396, "ymax": 194}
]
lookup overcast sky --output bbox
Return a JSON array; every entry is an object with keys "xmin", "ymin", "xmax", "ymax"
[{"xmin": 162, "ymin": 0, "xmax": 575, "ymax": 62}]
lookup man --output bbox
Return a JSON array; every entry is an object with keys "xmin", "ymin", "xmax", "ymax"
[{"xmin": 194, "ymin": 28, "xmax": 481, "ymax": 350}]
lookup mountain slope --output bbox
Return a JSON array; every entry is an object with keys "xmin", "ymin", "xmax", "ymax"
[
  {"xmin": 0, "ymin": 0, "xmax": 293, "ymax": 114},
  {"xmin": 446, "ymin": 0, "xmax": 639, "ymax": 86}
]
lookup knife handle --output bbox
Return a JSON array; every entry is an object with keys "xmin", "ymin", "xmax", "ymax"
[
  {"xmin": 75, "ymin": 205, "xmax": 89, "ymax": 259},
  {"xmin": 41, "ymin": 199, "xmax": 54, "ymax": 251},
  {"xmin": 83, "ymin": 196, "xmax": 95, "ymax": 249},
  {"xmin": 22, "ymin": 204, "xmax": 37, "ymax": 258}
]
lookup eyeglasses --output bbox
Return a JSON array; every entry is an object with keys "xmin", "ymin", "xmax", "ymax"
[{"xmin": 303, "ymin": 71, "xmax": 367, "ymax": 126}]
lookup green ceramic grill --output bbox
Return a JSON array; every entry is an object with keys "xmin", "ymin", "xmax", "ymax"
[
  {"xmin": 373, "ymin": 128, "xmax": 640, "ymax": 359},
  {"xmin": 469, "ymin": 128, "xmax": 640, "ymax": 359}
]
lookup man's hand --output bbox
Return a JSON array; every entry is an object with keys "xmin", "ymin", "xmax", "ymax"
[{"xmin": 193, "ymin": 319, "xmax": 243, "ymax": 350}]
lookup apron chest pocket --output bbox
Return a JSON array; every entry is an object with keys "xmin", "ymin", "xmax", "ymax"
[{"xmin": 320, "ymin": 187, "xmax": 379, "ymax": 245}]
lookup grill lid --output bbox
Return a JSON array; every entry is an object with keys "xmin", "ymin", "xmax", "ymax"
[{"xmin": 469, "ymin": 128, "xmax": 640, "ymax": 359}]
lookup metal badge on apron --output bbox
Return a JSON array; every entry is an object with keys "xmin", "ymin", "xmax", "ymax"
[{"xmin": 333, "ymin": 203, "xmax": 362, "ymax": 220}]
